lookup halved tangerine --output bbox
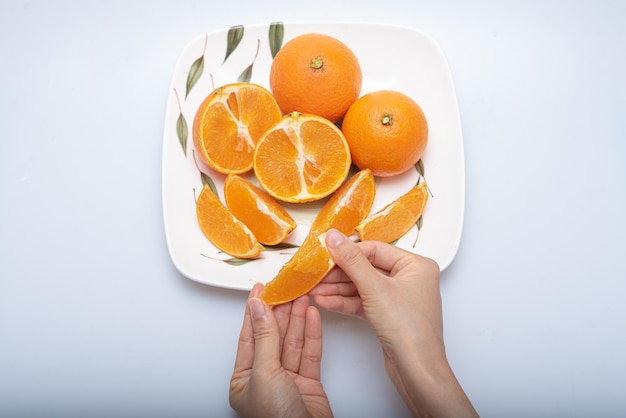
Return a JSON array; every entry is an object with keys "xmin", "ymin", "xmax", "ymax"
[
  {"xmin": 258, "ymin": 232, "xmax": 335, "ymax": 306},
  {"xmin": 224, "ymin": 174, "xmax": 297, "ymax": 246},
  {"xmin": 253, "ymin": 112, "xmax": 351, "ymax": 203},
  {"xmin": 192, "ymin": 83, "xmax": 282, "ymax": 174},
  {"xmin": 196, "ymin": 184, "xmax": 262, "ymax": 258},
  {"xmin": 355, "ymin": 179, "xmax": 429, "ymax": 243},
  {"xmin": 309, "ymin": 168, "xmax": 376, "ymax": 236}
]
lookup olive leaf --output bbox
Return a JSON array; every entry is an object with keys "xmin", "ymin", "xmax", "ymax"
[
  {"xmin": 264, "ymin": 242, "xmax": 300, "ymax": 251},
  {"xmin": 176, "ymin": 112, "xmax": 188, "ymax": 155},
  {"xmin": 415, "ymin": 160, "xmax": 433, "ymax": 196},
  {"xmin": 173, "ymin": 89, "xmax": 187, "ymax": 155},
  {"xmin": 201, "ymin": 172, "xmax": 219, "ymax": 197},
  {"xmin": 269, "ymin": 21, "xmax": 284, "ymax": 58},
  {"xmin": 185, "ymin": 56, "xmax": 204, "ymax": 99},
  {"xmin": 415, "ymin": 159, "xmax": 425, "ymax": 178},
  {"xmin": 224, "ymin": 25, "xmax": 244, "ymax": 63},
  {"xmin": 200, "ymin": 253, "xmax": 257, "ymax": 266},
  {"xmin": 238, "ymin": 64, "xmax": 253, "ymax": 82},
  {"xmin": 186, "ymin": 34, "xmax": 207, "ymax": 98},
  {"xmin": 413, "ymin": 216, "xmax": 424, "ymax": 247},
  {"xmin": 237, "ymin": 39, "xmax": 260, "ymax": 82},
  {"xmin": 223, "ymin": 257, "xmax": 256, "ymax": 266}
]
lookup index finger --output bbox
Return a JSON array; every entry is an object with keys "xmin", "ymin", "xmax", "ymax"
[
  {"xmin": 232, "ymin": 283, "xmax": 264, "ymax": 373},
  {"xmin": 355, "ymin": 240, "xmax": 417, "ymax": 275}
]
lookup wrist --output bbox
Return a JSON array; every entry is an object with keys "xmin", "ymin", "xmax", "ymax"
[{"xmin": 383, "ymin": 332, "xmax": 477, "ymax": 417}]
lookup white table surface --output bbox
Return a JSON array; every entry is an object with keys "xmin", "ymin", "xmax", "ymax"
[{"xmin": 2, "ymin": 1, "xmax": 625, "ymax": 417}]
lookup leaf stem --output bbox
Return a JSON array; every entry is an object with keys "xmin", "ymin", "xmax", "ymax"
[
  {"xmin": 173, "ymin": 88, "xmax": 182, "ymax": 113},
  {"xmin": 252, "ymin": 38, "xmax": 260, "ymax": 63}
]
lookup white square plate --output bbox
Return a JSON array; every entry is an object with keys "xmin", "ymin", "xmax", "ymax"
[{"xmin": 162, "ymin": 21, "xmax": 465, "ymax": 290}]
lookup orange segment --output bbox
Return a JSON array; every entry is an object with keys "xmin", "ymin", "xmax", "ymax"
[
  {"xmin": 193, "ymin": 83, "xmax": 282, "ymax": 174},
  {"xmin": 309, "ymin": 168, "xmax": 376, "ymax": 235},
  {"xmin": 196, "ymin": 184, "xmax": 263, "ymax": 258},
  {"xmin": 355, "ymin": 180, "xmax": 429, "ymax": 243},
  {"xmin": 253, "ymin": 112, "xmax": 351, "ymax": 203},
  {"xmin": 224, "ymin": 174, "xmax": 297, "ymax": 246},
  {"xmin": 259, "ymin": 232, "xmax": 335, "ymax": 306}
]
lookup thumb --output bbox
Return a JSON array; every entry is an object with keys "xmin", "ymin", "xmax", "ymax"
[
  {"xmin": 325, "ymin": 229, "xmax": 379, "ymax": 293},
  {"xmin": 247, "ymin": 298, "xmax": 280, "ymax": 367}
]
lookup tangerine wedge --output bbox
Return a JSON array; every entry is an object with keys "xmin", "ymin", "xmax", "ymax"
[
  {"xmin": 193, "ymin": 83, "xmax": 282, "ymax": 174},
  {"xmin": 259, "ymin": 232, "xmax": 335, "ymax": 306},
  {"xmin": 196, "ymin": 184, "xmax": 262, "ymax": 258},
  {"xmin": 355, "ymin": 180, "xmax": 429, "ymax": 243},
  {"xmin": 253, "ymin": 112, "xmax": 351, "ymax": 203},
  {"xmin": 224, "ymin": 174, "xmax": 297, "ymax": 246},
  {"xmin": 309, "ymin": 168, "xmax": 376, "ymax": 236}
]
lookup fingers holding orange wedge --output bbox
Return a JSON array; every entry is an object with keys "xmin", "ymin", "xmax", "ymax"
[
  {"xmin": 258, "ymin": 169, "xmax": 374, "ymax": 307},
  {"xmin": 253, "ymin": 112, "xmax": 351, "ymax": 203},
  {"xmin": 193, "ymin": 83, "xmax": 282, "ymax": 174},
  {"xmin": 258, "ymin": 232, "xmax": 335, "ymax": 306}
]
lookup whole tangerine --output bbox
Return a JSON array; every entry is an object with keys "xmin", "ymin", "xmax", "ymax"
[
  {"xmin": 269, "ymin": 33, "xmax": 362, "ymax": 122},
  {"xmin": 341, "ymin": 90, "xmax": 428, "ymax": 177}
]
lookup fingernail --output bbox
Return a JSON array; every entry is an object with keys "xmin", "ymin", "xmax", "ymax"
[
  {"xmin": 325, "ymin": 228, "xmax": 345, "ymax": 248},
  {"xmin": 248, "ymin": 298, "xmax": 266, "ymax": 320}
]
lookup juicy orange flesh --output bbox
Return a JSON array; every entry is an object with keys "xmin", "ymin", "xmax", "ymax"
[
  {"xmin": 200, "ymin": 101, "xmax": 253, "ymax": 172},
  {"xmin": 356, "ymin": 181, "xmax": 428, "ymax": 243},
  {"xmin": 254, "ymin": 127, "xmax": 302, "ymax": 197},
  {"xmin": 196, "ymin": 184, "xmax": 262, "ymax": 258},
  {"xmin": 195, "ymin": 84, "xmax": 281, "ymax": 174},
  {"xmin": 224, "ymin": 175, "xmax": 296, "ymax": 246},
  {"xmin": 310, "ymin": 168, "xmax": 375, "ymax": 235},
  {"xmin": 300, "ymin": 120, "xmax": 349, "ymax": 194},
  {"xmin": 254, "ymin": 116, "xmax": 350, "ymax": 202},
  {"xmin": 235, "ymin": 87, "xmax": 283, "ymax": 140},
  {"xmin": 259, "ymin": 233, "xmax": 335, "ymax": 306}
]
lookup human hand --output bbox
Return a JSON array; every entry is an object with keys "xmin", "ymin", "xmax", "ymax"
[
  {"xmin": 229, "ymin": 283, "xmax": 333, "ymax": 418},
  {"xmin": 309, "ymin": 229, "xmax": 444, "ymax": 358},
  {"xmin": 309, "ymin": 229, "xmax": 478, "ymax": 417}
]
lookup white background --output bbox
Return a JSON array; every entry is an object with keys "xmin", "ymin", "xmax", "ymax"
[{"xmin": 1, "ymin": 1, "xmax": 625, "ymax": 417}]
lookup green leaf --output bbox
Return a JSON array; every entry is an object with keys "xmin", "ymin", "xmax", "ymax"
[
  {"xmin": 223, "ymin": 257, "xmax": 256, "ymax": 266},
  {"xmin": 201, "ymin": 252, "xmax": 258, "ymax": 266},
  {"xmin": 176, "ymin": 112, "xmax": 188, "ymax": 155},
  {"xmin": 185, "ymin": 55, "xmax": 204, "ymax": 99},
  {"xmin": 237, "ymin": 39, "xmax": 260, "ymax": 82},
  {"xmin": 413, "ymin": 216, "xmax": 424, "ymax": 247},
  {"xmin": 237, "ymin": 64, "xmax": 253, "ymax": 82},
  {"xmin": 201, "ymin": 172, "xmax": 219, "ymax": 197},
  {"xmin": 415, "ymin": 159, "xmax": 425, "ymax": 178},
  {"xmin": 269, "ymin": 21, "xmax": 284, "ymax": 58},
  {"xmin": 224, "ymin": 25, "xmax": 244, "ymax": 63},
  {"xmin": 264, "ymin": 242, "xmax": 300, "ymax": 251}
]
